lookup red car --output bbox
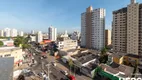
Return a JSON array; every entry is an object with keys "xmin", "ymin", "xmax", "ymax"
[{"xmin": 68, "ymin": 75, "xmax": 76, "ymax": 80}]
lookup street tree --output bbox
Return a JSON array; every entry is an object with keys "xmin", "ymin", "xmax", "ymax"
[
  {"xmin": 14, "ymin": 36, "xmax": 31, "ymax": 50},
  {"xmin": 99, "ymin": 47, "xmax": 108, "ymax": 63},
  {"xmin": 0, "ymin": 41, "xmax": 3, "ymax": 47},
  {"xmin": 68, "ymin": 58, "xmax": 73, "ymax": 75}
]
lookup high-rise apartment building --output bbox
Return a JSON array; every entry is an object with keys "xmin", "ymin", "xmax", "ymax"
[
  {"xmin": 31, "ymin": 30, "xmax": 35, "ymax": 34},
  {"xmin": 112, "ymin": 7, "xmax": 127, "ymax": 53},
  {"xmin": 10, "ymin": 29, "xmax": 17, "ymax": 37},
  {"xmin": 112, "ymin": 0, "xmax": 142, "ymax": 55},
  {"xmin": 4, "ymin": 28, "xmax": 11, "ymax": 37},
  {"xmin": 37, "ymin": 31, "xmax": 43, "ymax": 43},
  {"xmin": 0, "ymin": 30, "xmax": 4, "ymax": 37},
  {"xmin": 105, "ymin": 30, "xmax": 111, "ymax": 46},
  {"xmin": 18, "ymin": 31, "xmax": 24, "ymax": 36},
  {"xmin": 81, "ymin": 6, "xmax": 105, "ymax": 50},
  {"xmin": 48, "ymin": 26, "xmax": 57, "ymax": 41}
]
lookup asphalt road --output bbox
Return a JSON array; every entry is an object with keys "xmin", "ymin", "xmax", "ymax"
[
  {"xmin": 28, "ymin": 47, "xmax": 67, "ymax": 80},
  {"xmin": 28, "ymin": 46, "xmax": 91, "ymax": 80}
]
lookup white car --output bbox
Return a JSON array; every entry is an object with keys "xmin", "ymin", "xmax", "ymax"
[
  {"xmin": 51, "ymin": 62, "xmax": 57, "ymax": 66},
  {"xmin": 60, "ymin": 70, "xmax": 68, "ymax": 75}
]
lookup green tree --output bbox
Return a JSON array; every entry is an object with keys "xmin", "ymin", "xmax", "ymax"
[
  {"xmin": 101, "ymin": 47, "xmax": 107, "ymax": 56},
  {"xmin": 99, "ymin": 47, "xmax": 108, "ymax": 63},
  {"xmin": 0, "ymin": 41, "xmax": 3, "ymax": 47},
  {"xmin": 14, "ymin": 36, "xmax": 31, "ymax": 49},
  {"xmin": 68, "ymin": 58, "xmax": 73, "ymax": 75}
]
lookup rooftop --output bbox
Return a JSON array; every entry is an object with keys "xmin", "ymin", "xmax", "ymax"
[
  {"xmin": 0, "ymin": 47, "xmax": 21, "ymax": 53},
  {"xmin": 109, "ymin": 52, "xmax": 140, "ymax": 59},
  {"xmin": 125, "ymin": 54, "xmax": 140, "ymax": 58},
  {"xmin": 0, "ymin": 57, "xmax": 14, "ymax": 80},
  {"xmin": 109, "ymin": 52, "xmax": 125, "ymax": 58},
  {"xmin": 71, "ymin": 51, "xmax": 99, "ymax": 64},
  {"xmin": 100, "ymin": 62, "xmax": 134, "ymax": 78},
  {"xmin": 82, "ymin": 61, "xmax": 98, "ymax": 72}
]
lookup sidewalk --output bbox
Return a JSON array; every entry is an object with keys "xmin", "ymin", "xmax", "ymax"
[{"xmin": 14, "ymin": 64, "xmax": 29, "ymax": 71}]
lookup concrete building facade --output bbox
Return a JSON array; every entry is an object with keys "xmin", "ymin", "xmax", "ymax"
[
  {"xmin": 37, "ymin": 31, "xmax": 43, "ymax": 43},
  {"xmin": 127, "ymin": 0, "xmax": 139, "ymax": 54},
  {"xmin": 0, "ymin": 30, "xmax": 4, "ymax": 37},
  {"xmin": 4, "ymin": 28, "xmax": 11, "ymax": 37},
  {"xmin": 18, "ymin": 31, "xmax": 24, "ymax": 36},
  {"xmin": 112, "ymin": 0, "xmax": 142, "ymax": 55},
  {"xmin": 10, "ymin": 29, "xmax": 18, "ymax": 37},
  {"xmin": 112, "ymin": 0, "xmax": 142, "ymax": 72},
  {"xmin": 81, "ymin": 6, "xmax": 105, "ymax": 50},
  {"xmin": 105, "ymin": 30, "xmax": 111, "ymax": 46},
  {"xmin": 112, "ymin": 7, "xmax": 127, "ymax": 53},
  {"xmin": 48, "ymin": 26, "xmax": 57, "ymax": 41},
  {"xmin": 58, "ymin": 37, "xmax": 78, "ymax": 50},
  {"xmin": 0, "ymin": 47, "xmax": 25, "ymax": 66},
  {"xmin": 81, "ymin": 12, "xmax": 86, "ymax": 47}
]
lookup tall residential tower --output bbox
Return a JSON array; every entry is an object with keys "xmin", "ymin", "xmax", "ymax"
[
  {"xmin": 112, "ymin": 0, "xmax": 142, "ymax": 74},
  {"xmin": 81, "ymin": 6, "xmax": 105, "ymax": 50},
  {"xmin": 48, "ymin": 26, "xmax": 57, "ymax": 41},
  {"xmin": 112, "ymin": 0, "xmax": 142, "ymax": 55}
]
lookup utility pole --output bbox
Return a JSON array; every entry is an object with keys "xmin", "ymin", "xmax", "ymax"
[{"xmin": 46, "ymin": 63, "xmax": 51, "ymax": 80}]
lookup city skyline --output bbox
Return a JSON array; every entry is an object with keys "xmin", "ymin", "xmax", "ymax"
[{"xmin": 0, "ymin": 0, "xmax": 142, "ymax": 33}]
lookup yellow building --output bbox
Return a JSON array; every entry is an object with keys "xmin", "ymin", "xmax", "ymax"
[
  {"xmin": 0, "ymin": 47, "xmax": 25, "ymax": 66},
  {"xmin": 109, "ymin": 53, "xmax": 139, "ymax": 67}
]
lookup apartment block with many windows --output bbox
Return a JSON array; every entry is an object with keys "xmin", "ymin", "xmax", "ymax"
[
  {"xmin": 81, "ymin": 6, "xmax": 105, "ymax": 50},
  {"xmin": 112, "ymin": 0, "xmax": 142, "ymax": 72}
]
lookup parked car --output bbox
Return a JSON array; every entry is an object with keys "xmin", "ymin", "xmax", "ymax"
[
  {"xmin": 51, "ymin": 61, "xmax": 57, "ymax": 66},
  {"xmin": 60, "ymin": 70, "xmax": 68, "ymax": 75},
  {"xmin": 68, "ymin": 75, "xmax": 76, "ymax": 80},
  {"xmin": 42, "ymin": 56, "xmax": 47, "ymax": 59}
]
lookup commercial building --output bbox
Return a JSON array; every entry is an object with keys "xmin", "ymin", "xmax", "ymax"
[
  {"xmin": 4, "ymin": 28, "xmax": 11, "ymax": 37},
  {"xmin": 61, "ymin": 50, "xmax": 99, "ymax": 77},
  {"xmin": 0, "ymin": 30, "xmax": 4, "ymax": 37},
  {"xmin": 108, "ymin": 52, "xmax": 139, "ymax": 67},
  {"xmin": 37, "ymin": 31, "xmax": 43, "ymax": 43},
  {"xmin": 48, "ymin": 26, "xmax": 57, "ymax": 41},
  {"xmin": 11, "ymin": 29, "xmax": 18, "ymax": 37},
  {"xmin": 18, "ymin": 31, "xmax": 24, "ymax": 36},
  {"xmin": 105, "ymin": 30, "xmax": 111, "ymax": 46},
  {"xmin": 0, "ymin": 47, "xmax": 25, "ymax": 66},
  {"xmin": 0, "ymin": 39, "xmax": 14, "ymax": 47},
  {"xmin": 81, "ymin": 6, "xmax": 105, "ymax": 50},
  {"xmin": 93, "ymin": 63, "xmax": 134, "ymax": 79},
  {"xmin": 30, "ymin": 35, "xmax": 36, "ymax": 42},
  {"xmin": 43, "ymin": 33, "xmax": 48, "ymax": 39},
  {"xmin": 57, "ymin": 37, "xmax": 78, "ymax": 50}
]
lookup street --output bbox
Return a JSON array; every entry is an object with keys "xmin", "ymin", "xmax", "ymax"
[{"xmin": 28, "ymin": 46, "xmax": 92, "ymax": 80}]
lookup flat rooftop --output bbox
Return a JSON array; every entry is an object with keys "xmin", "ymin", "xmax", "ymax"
[
  {"xmin": 0, "ymin": 57, "xmax": 14, "ymax": 80},
  {"xmin": 0, "ymin": 47, "xmax": 21, "ymax": 53},
  {"xmin": 100, "ymin": 62, "xmax": 134, "ymax": 78},
  {"xmin": 71, "ymin": 51, "xmax": 99, "ymax": 64}
]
